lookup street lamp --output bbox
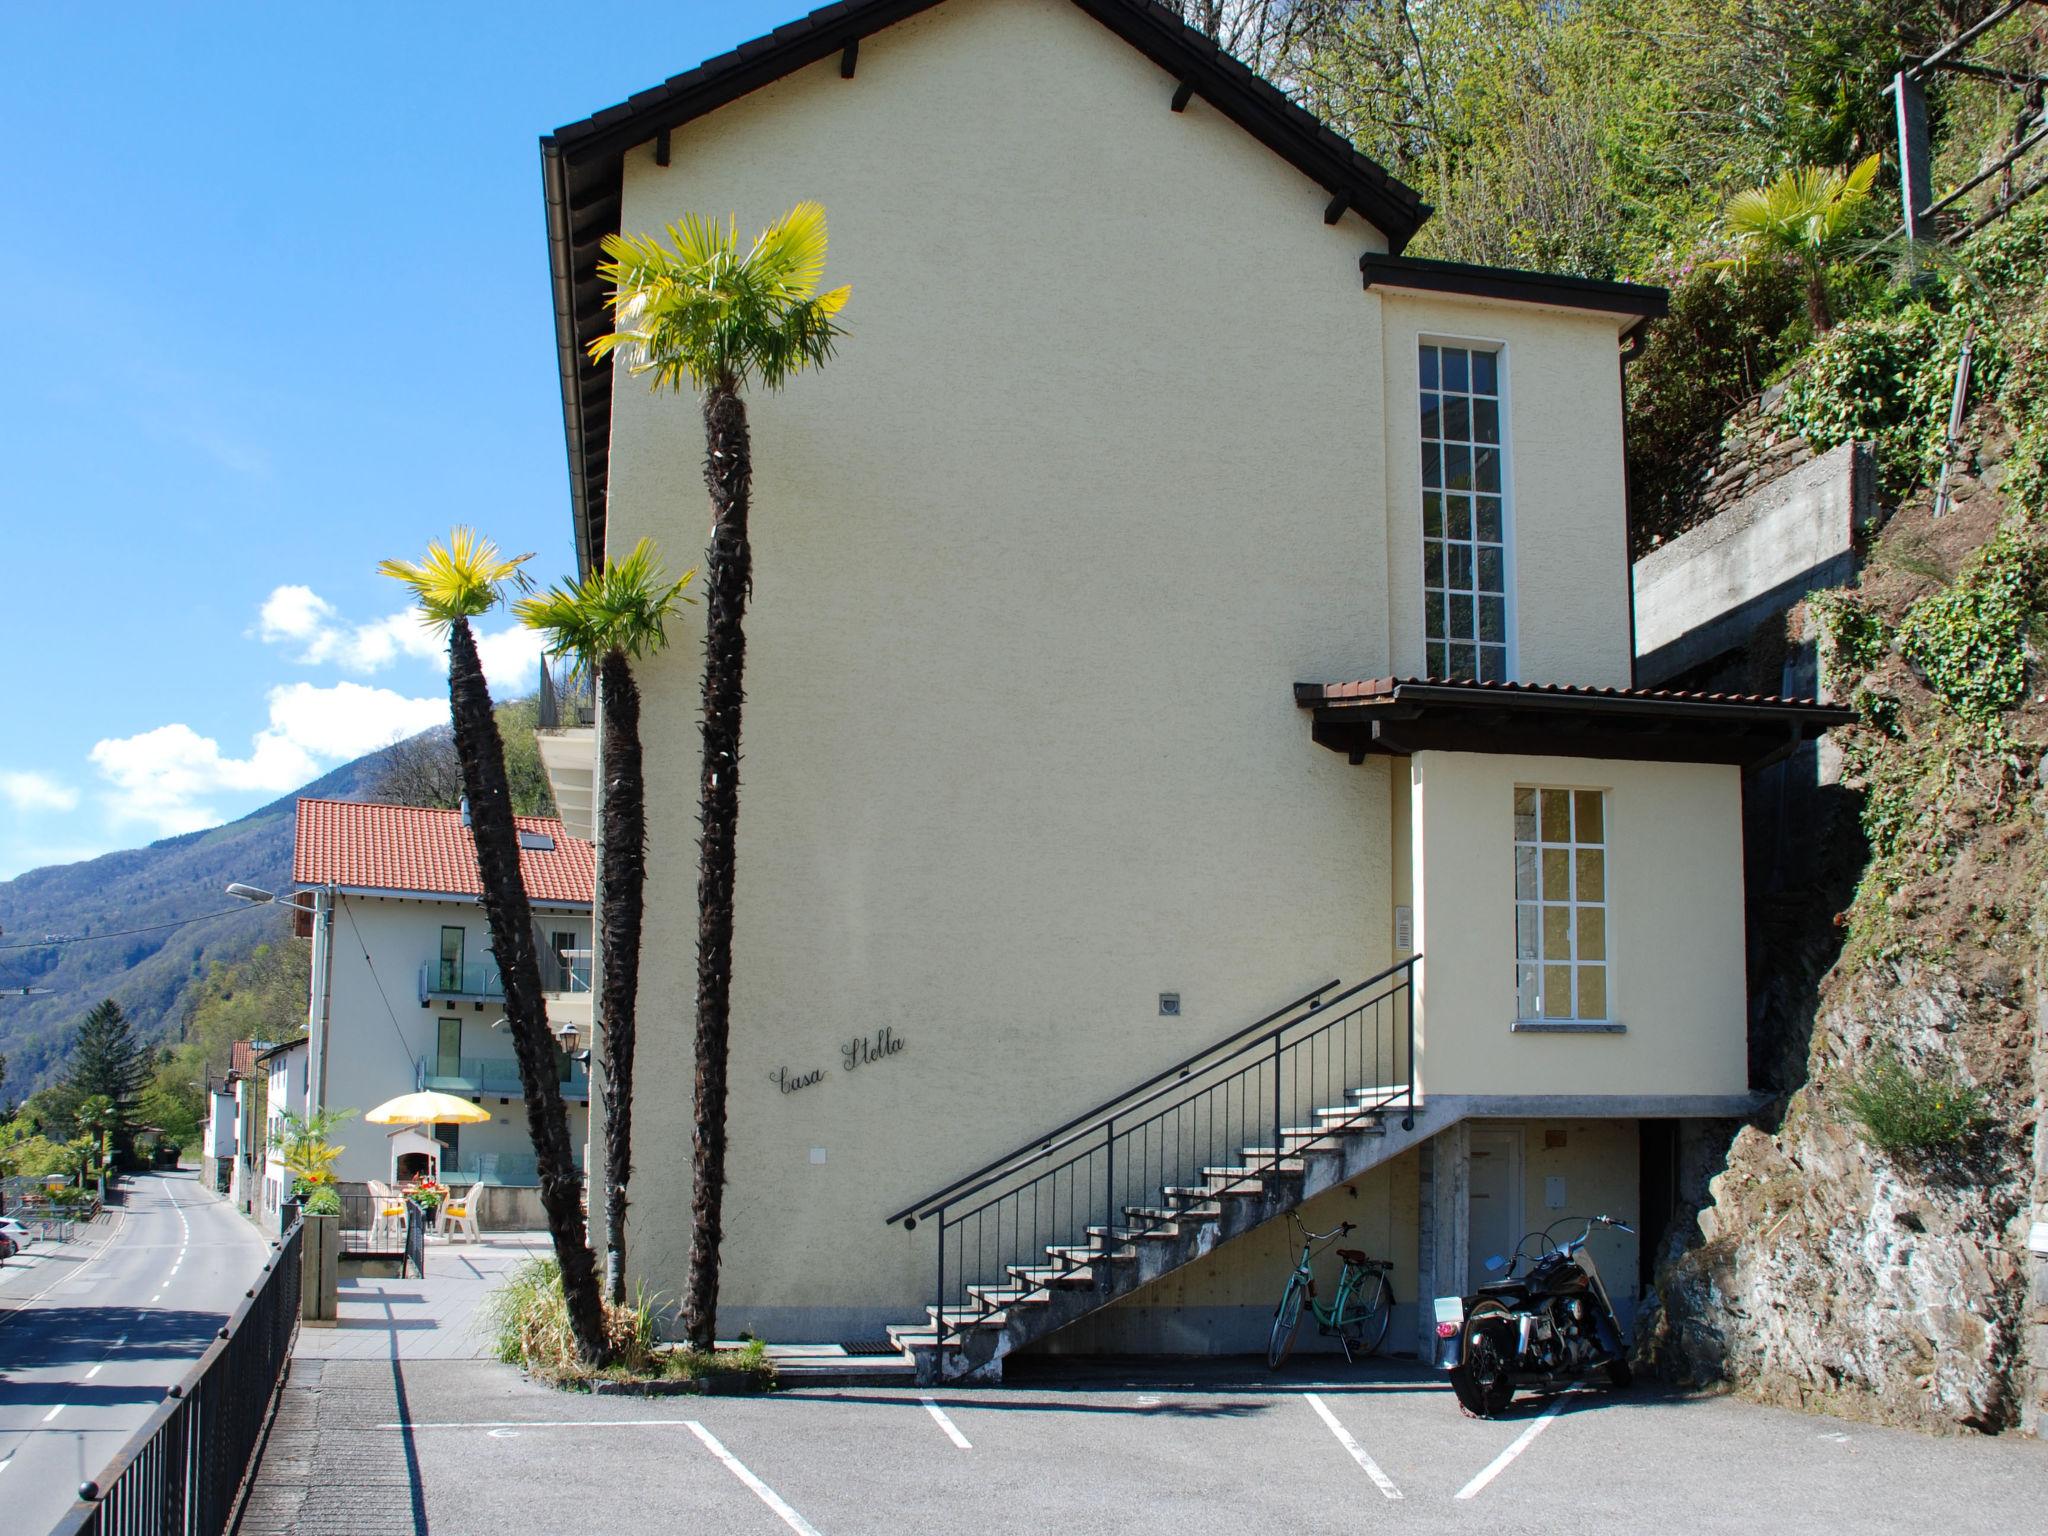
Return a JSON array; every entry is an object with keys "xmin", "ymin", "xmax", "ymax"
[
  {"xmin": 229, "ymin": 880, "xmax": 334, "ymax": 1114},
  {"xmin": 226, "ymin": 883, "xmax": 317, "ymax": 912}
]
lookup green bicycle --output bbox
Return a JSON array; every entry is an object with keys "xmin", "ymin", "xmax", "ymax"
[{"xmin": 1266, "ymin": 1213, "xmax": 1396, "ymax": 1369}]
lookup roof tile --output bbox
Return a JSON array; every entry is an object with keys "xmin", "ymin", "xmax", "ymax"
[{"xmin": 291, "ymin": 798, "xmax": 592, "ymax": 905}]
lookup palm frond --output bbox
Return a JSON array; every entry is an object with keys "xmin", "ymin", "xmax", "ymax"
[
  {"xmin": 513, "ymin": 538, "xmax": 696, "ymax": 679},
  {"xmin": 378, "ymin": 527, "xmax": 530, "ymax": 629},
  {"xmin": 589, "ymin": 203, "xmax": 849, "ymax": 396}
]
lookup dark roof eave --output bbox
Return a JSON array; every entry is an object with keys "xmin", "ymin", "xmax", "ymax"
[
  {"xmin": 1295, "ymin": 677, "xmax": 1854, "ymax": 772},
  {"xmin": 1361, "ymin": 253, "xmax": 1669, "ymax": 325}
]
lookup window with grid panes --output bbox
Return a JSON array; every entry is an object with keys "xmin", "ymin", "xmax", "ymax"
[
  {"xmin": 1420, "ymin": 343, "xmax": 1507, "ymax": 681},
  {"xmin": 1513, "ymin": 787, "xmax": 1607, "ymax": 1021}
]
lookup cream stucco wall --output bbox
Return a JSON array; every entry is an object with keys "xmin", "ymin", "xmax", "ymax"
[
  {"xmin": 1376, "ymin": 292, "xmax": 1634, "ymax": 687},
  {"xmin": 594, "ymin": 0, "xmax": 1670, "ymax": 1338},
  {"xmin": 320, "ymin": 896, "xmax": 590, "ymax": 1186},
  {"xmin": 1410, "ymin": 752, "xmax": 1748, "ymax": 1098}
]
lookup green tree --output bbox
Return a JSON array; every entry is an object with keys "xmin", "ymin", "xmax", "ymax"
[
  {"xmin": 590, "ymin": 202, "xmax": 847, "ymax": 1348},
  {"xmin": 1713, "ymin": 154, "xmax": 1882, "ymax": 330},
  {"xmin": 275, "ymin": 1105, "xmax": 355, "ymax": 1191},
  {"xmin": 136, "ymin": 1048, "xmax": 203, "ymax": 1154},
  {"xmin": 380, "ymin": 528, "xmax": 610, "ymax": 1368},
  {"xmin": 517, "ymin": 540, "xmax": 695, "ymax": 1305},
  {"xmin": 57, "ymin": 1000, "xmax": 149, "ymax": 1153}
]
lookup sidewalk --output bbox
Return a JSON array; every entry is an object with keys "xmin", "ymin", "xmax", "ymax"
[
  {"xmin": 0, "ymin": 1205, "xmax": 122, "ymax": 1318},
  {"xmin": 295, "ymin": 1232, "xmax": 551, "ymax": 1361}
]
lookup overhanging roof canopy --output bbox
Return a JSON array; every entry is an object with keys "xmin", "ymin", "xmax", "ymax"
[
  {"xmin": 1296, "ymin": 677, "xmax": 1854, "ymax": 771},
  {"xmin": 541, "ymin": 0, "xmax": 1430, "ymax": 573},
  {"xmin": 1360, "ymin": 254, "xmax": 1669, "ymax": 343}
]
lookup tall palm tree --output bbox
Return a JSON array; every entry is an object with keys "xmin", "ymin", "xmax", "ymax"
[
  {"xmin": 380, "ymin": 528, "xmax": 610, "ymax": 1368},
  {"xmin": 1716, "ymin": 154, "xmax": 1881, "ymax": 331},
  {"xmin": 516, "ymin": 539, "xmax": 695, "ymax": 1305},
  {"xmin": 590, "ymin": 203, "xmax": 847, "ymax": 1348}
]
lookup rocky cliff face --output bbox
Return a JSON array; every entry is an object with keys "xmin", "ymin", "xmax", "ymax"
[{"xmin": 1641, "ymin": 379, "xmax": 2048, "ymax": 1434}]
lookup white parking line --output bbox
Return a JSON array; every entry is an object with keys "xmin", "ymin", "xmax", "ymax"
[
  {"xmin": 686, "ymin": 1421, "xmax": 823, "ymax": 1536},
  {"xmin": 919, "ymin": 1397, "xmax": 972, "ymax": 1450},
  {"xmin": 1455, "ymin": 1397, "xmax": 1567, "ymax": 1499},
  {"xmin": 1303, "ymin": 1394, "xmax": 1401, "ymax": 1500}
]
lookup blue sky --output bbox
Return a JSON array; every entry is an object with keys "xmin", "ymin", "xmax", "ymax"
[{"xmin": 0, "ymin": 2, "xmax": 793, "ymax": 878}]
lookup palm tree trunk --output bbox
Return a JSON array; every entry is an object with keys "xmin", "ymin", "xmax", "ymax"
[
  {"xmin": 683, "ymin": 382, "xmax": 751, "ymax": 1350},
  {"xmin": 446, "ymin": 615, "xmax": 609, "ymax": 1367},
  {"xmin": 597, "ymin": 645, "xmax": 645, "ymax": 1306}
]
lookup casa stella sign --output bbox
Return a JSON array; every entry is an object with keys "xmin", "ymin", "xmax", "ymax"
[{"xmin": 769, "ymin": 1026, "xmax": 908, "ymax": 1096}]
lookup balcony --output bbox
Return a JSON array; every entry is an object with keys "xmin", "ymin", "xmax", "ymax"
[
  {"xmin": 415, "ymin": 1054, "xmax": 590, "ymax": 1102},
  {"xmin": 419, "ymin": 959, "xmax": 504, "ymax": 1006}
]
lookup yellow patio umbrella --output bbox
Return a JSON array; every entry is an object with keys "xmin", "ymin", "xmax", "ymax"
[{"xmin": 363, "ymin": 1091, "xmax": 493, "ymax": 1127}]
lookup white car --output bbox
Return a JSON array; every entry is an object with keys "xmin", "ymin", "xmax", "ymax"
[{"xmin": 0, "ymin": 1215, "xmax": 24, "ymax": 1260}]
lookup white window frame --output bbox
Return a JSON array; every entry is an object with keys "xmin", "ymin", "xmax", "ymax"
[
  {"xmin": 1416, "ymin": 335, "xmax": 1516, "ymax": 682},
  {"xmin": 1512, "ymin": 785, "xmax": 1612, "ymax": 1026}
]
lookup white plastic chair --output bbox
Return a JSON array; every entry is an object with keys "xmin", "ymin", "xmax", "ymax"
[
  {"xmin": 368, "ymin": 1180, "xmax": 406, "ymax": 1248},
  {"xmin": 439, "ymin": 1182, "xmax": 480, "ymax": 1243}
]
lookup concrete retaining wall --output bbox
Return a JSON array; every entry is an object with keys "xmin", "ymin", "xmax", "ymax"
[{"xmin": 1633, "ymin": 441, "xmax": 1871, "ymax": 685}]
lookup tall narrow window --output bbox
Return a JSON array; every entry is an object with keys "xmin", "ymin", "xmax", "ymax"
[
  {"xmin": 439, "ymin": 926, "xmax": 465, "ymax": 991},
  {"xmin": 437, "ymin": 1018, "xmax": 462, "ymax": 1078},
  {"xmin": 1421, "ymin": 343, "xmax": 1507, "ymax": 681},
  {"xmin": 1513, "ymin": 787, "xmax": 1607, "ymax": 1021}
]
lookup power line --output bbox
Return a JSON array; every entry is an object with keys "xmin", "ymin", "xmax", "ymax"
[{"xmin": 0, "ymin": 906, "xmax": 252, "ymax": 953}]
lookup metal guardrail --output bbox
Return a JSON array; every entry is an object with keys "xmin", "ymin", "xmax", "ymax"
[
  {"xmin": 418, "ymin": 959, "xmax": 505, "ymax": 1003},
  {"xmin": 414, "ymin": 1054, "xmax": 591, "ymax": 1100},
  {"xmin": 51, "ymin": 1219, "xmax": 303, "ymax": 1536},
  {"xmin": 888, "ymin": 960, "xmax": 1418, "ymax": 1355}
]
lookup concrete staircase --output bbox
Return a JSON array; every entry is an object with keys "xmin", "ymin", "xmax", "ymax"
[{"xmin": 888, "ymin": 1091, "xmax": 1451, "ymax": 1383}]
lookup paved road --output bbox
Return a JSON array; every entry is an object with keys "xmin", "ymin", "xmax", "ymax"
[
  {"xmin": 245, "ymin": 1353, "xmax": 2048, "ymax": 1535},
  {"xmin": 0, "ymin": 1170, "xmax": 272, "ymax": 1535}
]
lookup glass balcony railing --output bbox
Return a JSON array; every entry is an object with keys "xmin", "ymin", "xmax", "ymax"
[
  {"xmin": 419, "ymin": 960, "xmax": 503, "ymax": 1003},
  {"xmin": 415, "ymin": 1054, "xmax": 589, "ymax": 1101}
]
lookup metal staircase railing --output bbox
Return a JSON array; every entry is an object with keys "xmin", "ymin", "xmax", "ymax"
[{"xmin": 885, "ymin": 958, "xmax": 1418, "ymax": 1352}]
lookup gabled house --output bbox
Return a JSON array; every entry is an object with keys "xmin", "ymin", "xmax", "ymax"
[
  {"xmin": 537, "ymin": 0, "xmax": 1850, "ymax": 1378},
  {"xmin": 289, "ymin": 798, "xmax": 596, "ymax": 1189}
]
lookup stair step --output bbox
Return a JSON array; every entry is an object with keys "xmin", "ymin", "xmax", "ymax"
[
  {"xmin": 967, "ymin": 1285, "xmax": 1051, "ymax": 1309},
  {"xmin": 1202, "ymin": 1161, "xmax": 1305, "ymax": 1179},
  {"xmin": 1087, "ymin": 1223, "xmax": 1180, "ymax": 1244},
  {"xmin": 927, "ymin": 1304, "xmax": 1006, "ymax": 1329},
  {"xmin": 1125, "ymin": 1203, "xmax": 1219, "ymax": 1222},
  {"xmin": 1008, "ymin": 1263, "xmax": 1097, "ymax": 1289},
  {"xmin": 1048, "ymin": 1243, "xmax": 1132, "ymax": 1264},
  {"xmin": 1165, "ymin": 1182, "xmax": 1264, "ymax": 1201}
]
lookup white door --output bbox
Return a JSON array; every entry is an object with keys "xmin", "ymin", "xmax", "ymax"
[{"xmin": 1467, "ymin": 1128, "xmax": 1523, "ymax": 1291}]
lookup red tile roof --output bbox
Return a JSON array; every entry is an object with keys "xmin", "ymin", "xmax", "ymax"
[{"xmin": 292, "ymin": 799, "xmax": 593, "ymax": 906}]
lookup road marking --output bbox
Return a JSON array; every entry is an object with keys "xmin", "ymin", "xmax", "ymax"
[
  {"xmin": 43, "ymin": 1405, "xmax": 65, "ymax": 1423},
  {"xmin": 0, "ymin": 1208, "xmax": 127, "ymax": 1326},
  {"xmin": 919, "ymin": 1397, "xmax": 972, "ymax": 1450},
  {"xmin": 148, "ymin": 1293, "xmax": 162, "ymax": 1305},
  {"xmin": 85, "ymin": 1363, "xmax": 103, "ymax": 1379},
  {"xmin": 686, "ymin": 1421, "xmax": 822, "ymax": 1536},
  {"xmin": 1303, "ymin": 1393, "xmax": 1401, "ymax": 1500},
  {"xmin": 1455, "ymin": 1397, "xmax": 1568, "ymax": 1500}
]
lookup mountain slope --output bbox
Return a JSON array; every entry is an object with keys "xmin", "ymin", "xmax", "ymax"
[{"xmin": 0, "ymin": 749, "xmax": 393, "ymax": 1095}]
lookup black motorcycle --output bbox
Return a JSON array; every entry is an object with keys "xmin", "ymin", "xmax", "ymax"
[{"xmin": 1432, "ymin": 1214, "xmax": 1635, "ymax": 1417}]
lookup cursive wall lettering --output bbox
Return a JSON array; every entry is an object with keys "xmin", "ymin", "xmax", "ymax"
[{"xmin": 842, "ymin": 1025, "xmax": 907, "ymax": 1072}]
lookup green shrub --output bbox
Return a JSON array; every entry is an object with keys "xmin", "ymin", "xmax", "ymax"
[
  {"xmin": 487, "ymin": 1257, "xmax": 777, "ymax": 1387},
  {"xmin": 1896, "ymin": 528, "xmax": 2048, "ymax": 721},
  {"xmin": 1841, "ymin": 1050, "xmax": 1992, "ymax": 1157},
  {"xmin": 1779, "ymin": 303, "xmax": 1993, "ymax": 494},
  {"xmin": 302, "ymin": 1185, "xmax": 342, "ymax": 1217},
  {"xmin": 1808, "ymin": 590, "xmax": 1889, "ymax": 689}
]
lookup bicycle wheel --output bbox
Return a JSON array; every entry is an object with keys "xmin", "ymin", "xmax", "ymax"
[
  {"xmin": 1267, "ymin": 1274, "xmax": 1307, "ymax": 1370},
  {"xmin": 1344, "ymin": 1275, "xmax": 1394, "ymax": 1359}
]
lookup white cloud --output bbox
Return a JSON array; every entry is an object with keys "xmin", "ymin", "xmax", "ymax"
[
  {"xmin": 1, "ymin": 771, "xmax": 81, "ymax": 813},
  {"xmin": 89, "ymin": 681, "xmax": 446, "ymax": 835},
  {"xmin": 253, "ymin": 584, "xmax": 538, "ymax": 692}
]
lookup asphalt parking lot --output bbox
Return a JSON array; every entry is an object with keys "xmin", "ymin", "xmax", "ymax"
[{"xmin": 245, "ymin": 1354, "xmax": 2048, "ymax": 1535}]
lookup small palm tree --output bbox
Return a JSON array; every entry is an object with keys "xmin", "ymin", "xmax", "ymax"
[
  {"xmin": 1715, "ymin": 153, "xmax": 1881, "ymax": 331},
  {"xmin": 591, "ymin": 203, "xmax": 847, "ymax": 1349},
  {"xmin": 380, "ymin": 528, "xmax": 610, "ymax": 1368},
  {"xmin": 276, "ymin": 1106, "xmax": 354, "ymax": 1189},
  {"xmin": 516, "ymin": 539, "xmax": 695, "ymax": 1305}
]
